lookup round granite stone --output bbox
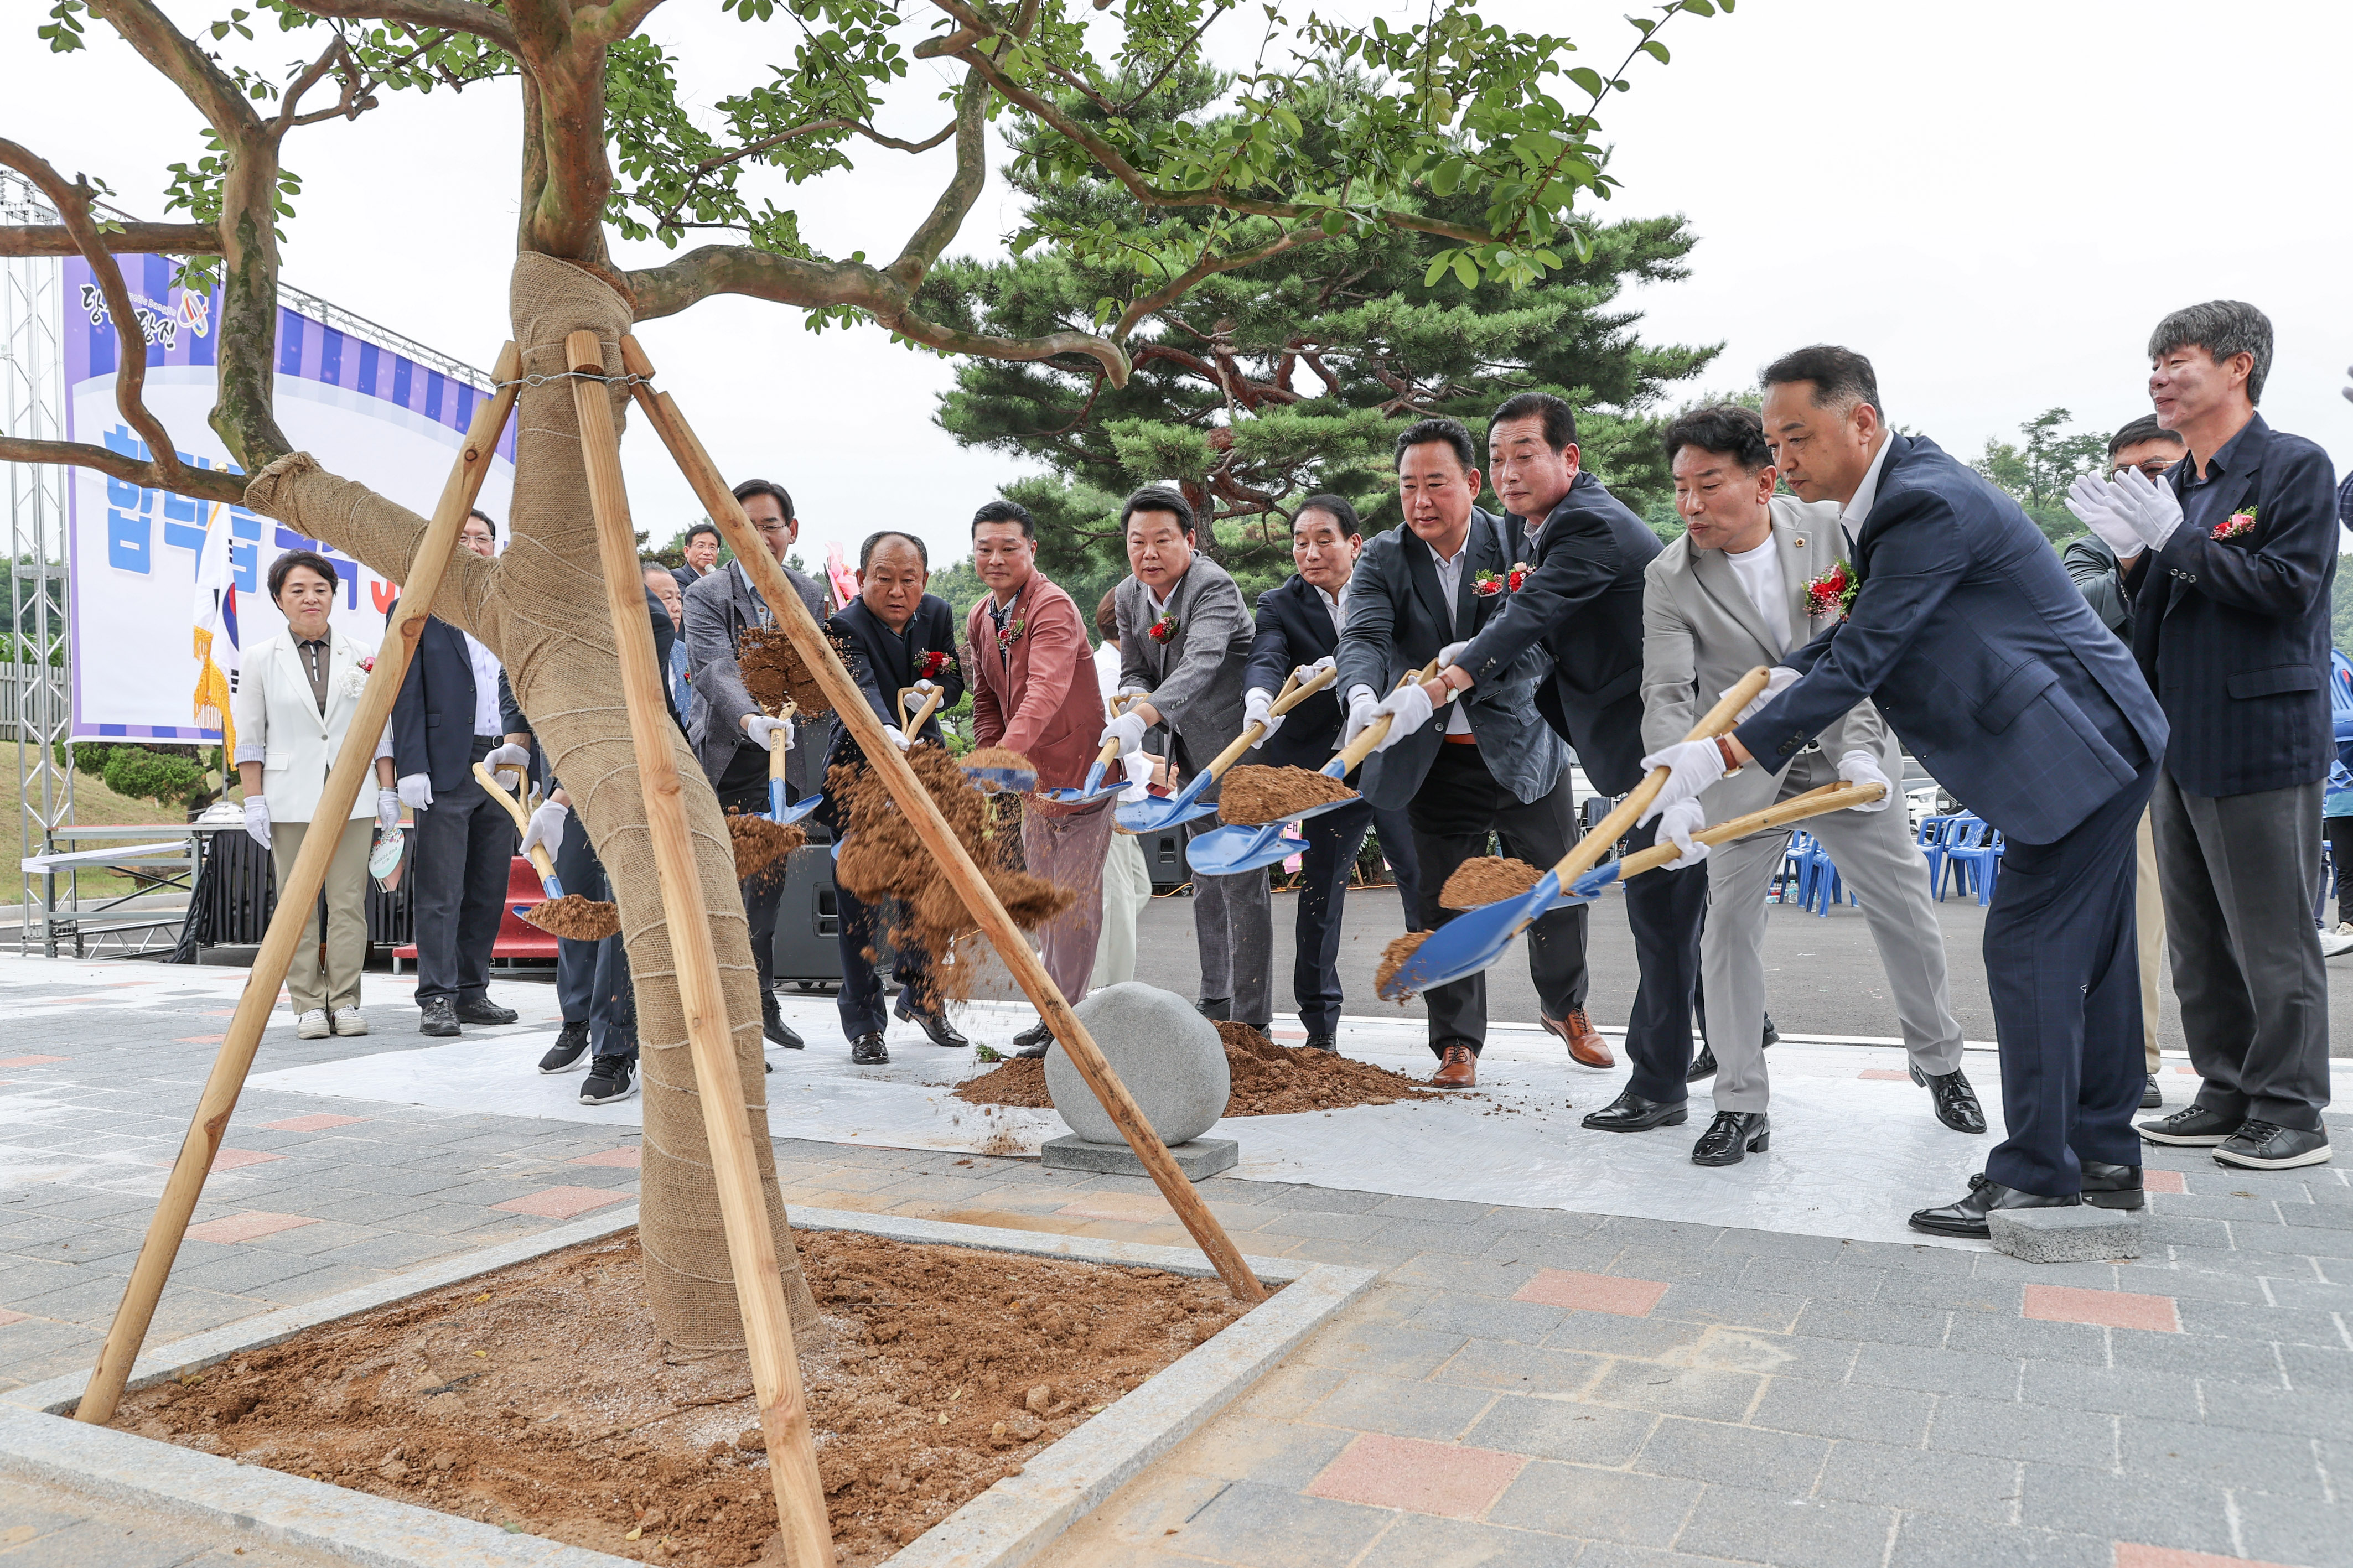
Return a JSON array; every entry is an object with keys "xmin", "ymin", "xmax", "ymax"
[{"xmin": 1044, "ymin": 982, "xmax": 1230, "ymax": 1147}]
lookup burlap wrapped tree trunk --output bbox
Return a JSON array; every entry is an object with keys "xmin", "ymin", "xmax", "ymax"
[{"xmin": 243, "ymin": 253, "xmax": 818, "ymax": 1352}]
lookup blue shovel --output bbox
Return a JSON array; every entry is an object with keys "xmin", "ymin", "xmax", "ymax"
[
  {"xmin": 1116, "ymin": 664, "xmax": 1337, "ymax": 833},
  {"xmin": 1376, "ymin": 667, "xmax": 1772, "ymax": 1000},
  {"xmin": 1043, "ymin": 689, "xmax": 1154, "ymax": 808}
]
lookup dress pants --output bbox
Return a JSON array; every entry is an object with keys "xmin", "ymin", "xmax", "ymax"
[
  {"xmin": 2153, "ymin": 773, "xmax": 2331, "ymax": 1134},
  {"xmin": 271, "ymin": 817, "xmax": 372, "ymax": 1014},
  {"xmin": 1699, "ymin": 751, "xmax": 1964, "ymax": 1113},
  {"xmin": 1982, "ymin": 760, "xmax": 2159, "ymax": 1197},
  {"xmin": 1618, "ymin": 814, "xmax": 1709, "ymax": 1103},
  {"xmin": 410, "ymin": 735, "xmax": 515, "ymax": 1007},
  {"xmin": 1020, "ymin": 796, "xmax": 1118, "ymax": 1006},
  {"xmin": 2134, "ymin": 805, "xmax": 2165, "ymax": 1073},
  {"xmin": 1292, "ymin": 798, "xmax": 1375, "ymax": 1037},
  {"xmin": 1371, "ymin": 802, "xmax": 1422, "ymax": 926},
  {"xmin": 1184, "ymin": 816, "xmax": 1273, "ymax": 1029},
  {"xmin": 717, "ymin": 774, "xmax": 788, "ymax": 994},
  {"xmin": 1092, "ymin": 830, "xmax": 1152, "ymax": 988},
  {"xmin": 1408, "ymin": 742, "xmax": 1584, "ymax": 1058},
  {"xmin": 553, "ymin": 815, "xmax": 635, "ymax": 1061},
  {"xmin": 834, "ymin": 880, "xmax": 930, "ymax": 1040}
]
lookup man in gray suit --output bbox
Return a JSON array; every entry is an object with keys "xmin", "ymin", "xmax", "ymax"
[
  {"xmin": 1642, "ymin": 406, "xmax": 1981, "ymax": 1164},
  {"xmin": 1105, "ymin": 486, "xmax": 1271, "ymax": 1030},
  {"xmin": 683, "ymin": 477, "xmax": 832, "ymax": 1050}
]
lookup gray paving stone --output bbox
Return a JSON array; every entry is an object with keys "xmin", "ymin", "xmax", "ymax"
[
  {"xmin": 1538, "ymin": 1311, "xmax": 1709, "ymax": 1363},
  {"xmin": 165, "ymin": 1247, "xmax": 341, "ymax": 1296},
  {"xmin": 1412, "ymin": 1289, "xmax": 1567, "ymax": 1347},
  {"xmin": 2234, "ymin": 1489, "xmax": 2353, "ymax": 1568},
  {"xmin": 1247, "ymin": 1183, "xmax": 1387, "ymax": 1213},
  {"xmin": 2020, "ymin": 1361, "xmax": 2208, "ymax": 1418},
  {"xmin": 1351, "ymin": 1513, "xmax": 1582, "ymax": 1568},
  {"xmin": 1483, "ymin": 1207, "xmax": 1606, "ymax": 1238},
  {"xmin": 1310, "ymin": 1372, "xmax": 1494, "ymax": 1441},
  {"xmin": 1297, "ymin": 1319, "xmax": 1466, "ymax": 1379},
  {"xmin": 1707, "ymin": 1227, "xmax": 1849, "ymax": 1263},
  {"xmin": 1885, "ymin": 1514, "xmax": 2110, "ymax": 1568},
  {"xmin": 1253, "ymin": 1208, "xmax": 1390, "ymax": 1242},
  {"xmin": 1748, "ymin": 1379, "xmax": 1933, "ymax": 1446},
  {"xmin": 1631, "ymin": 1416, "xmax": 1828, "ymax": 1496},
  {"xmin": 1672, "ymin": 1481, "xmax": 1895, "ymax": 1567},
  {"xmin": 2174, "ymin": 1296, "xmax": 2346, "ymax": 1348},
  {"xmin": 1386, "ymin": 1254, "xmax": 1541, "ymax": 1299},
  {"xmin": 1464, "ymin": 1395, "xmax": 1656, "ymax": 1466},
  {"xmin": 1369, "ymin": 1195, "xmax": 1499, "ymax": 1226},
  {"xmin": 1647, "ymin": 1283, "xmax": 1806, "ymax": 1334},
  {"xmin": 2119, "ymin": 1414, "xmax": 2328, "ymax": 1498},
  {"xmin": 2194, "ymin": 1381, "xmax": 2353, "ymax": 1442},
  {"xmin": 1484, "ymin": 1460, "xmax": 1701, "ymax": 1549},
  {"xmin": 1592, "ymin": 1216, "xmax": 1727, "ymax": 1254},
  {"xmin": 1369, "ymin": 1218, "xmax": 1523, "ymax": 1257},
  {"xmin": 2014, "ymin": 1470, "xmax": 2236, "ymax": 1558},
  {"xmin": 1736, "ymin": 1256, "xmax": 1886, "ymax": 1303},
  {"xmin": 1833, "ymin": 1239, "xmax": 1976, "ymax": 1274},
  {"xmin": 1790, "ymin": 1297, "xmax": 1951, "ymax": 1349},
  {"xmin": 1942, "ymin": 1311, "xmax": 2107, "ymax": 1366},
  {"xmin": 1478, "ymin": 1232, "xmax": 1621, "ymax": 1274},
  {"xmin": 2111, "ymin": 1325, "xmax": 2297, "ymax": 1385},
  {"xmin": 1848, "ymin": 1341, "xmax": 2022, "ymax": 1400},
  {"xmin": 1169, "ymin": 1481, "xmax": 1392, "ymax": 1568},
  {"xmin": 2281, "ymin": 1343, "xmax": 2353, "ymax": 1389},
  {"xmin": 1927, "ymin": 1393, "xmax": 2114, "ymax": 1469},
  {"xmin": 1581, "ymin": 1361, "xmax": 1762, "ymax": 1423},
  {"xmin": 1816, "ymin": 1439, "xmax": 2021, "ymax": 1523},
  {"xmin": 1431, "ymin": 1339, "xmax": 1604, "ymax": 1398}
]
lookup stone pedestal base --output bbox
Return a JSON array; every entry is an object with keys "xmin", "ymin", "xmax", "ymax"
[
  {"xmin": 1989, "ymin": 1204, "xmax": 2143, "ymax": 1262},
  {"xmin": 1041, "ymin": 1134, "xmax": 1239, "ymax": 1182}
]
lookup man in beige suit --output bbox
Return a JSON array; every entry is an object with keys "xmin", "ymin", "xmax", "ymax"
[{"xmin": 1642, "ymin": 406, "xmax": 1980, "ymax": 1166}]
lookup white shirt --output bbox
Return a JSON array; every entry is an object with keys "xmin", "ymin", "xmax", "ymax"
[
  {"xmin": 1095, "ymin": 642, "xmax": 1156, "ymax": 802},
  {"xmin": 1723, "ymin": 536, "xmax": 1790, "ymax": 655},
  {"xmin": 1427, "ymin": 535, "xmax": 1473, "ymax": 735},
  {"xmin": 461, "ymin": 632, "xmax": 504, "ymax": 737},
  {"xmin": 1093, "ymin": 641, "xmax": 1124, "ymax": 706},
  {"xmin": 1839, "ymin": 434, "xmax": 1895, "ymax": 547},
  {"xmin": 1314, "ymin": 584, "xmax": 1347, "ymax": 638}
]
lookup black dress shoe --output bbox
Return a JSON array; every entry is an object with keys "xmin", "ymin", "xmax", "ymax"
[
  {"xmin": 849, "ymin": 1032, "xmax": 890, "ymax": 1065},
  {"xmin": 2138, "ymin": 1104, "xmax": 2240, "ymax": 1146},
  {"xmin": 1009, "ymin": 1020, "xmax": 1052, "ymax": 1059},
  {"xmin": 2140, "ymin": 1073, "xmax": 2163, "ymax": 1110},
  {"xmin": 1911, "ymin": 1062, "xmax": 1987, "ymax": 1134},
  {"xmin": 419, "ymin": 998, "xmax": 460, "ymax": 1037},
  {"xmin": 761, "ymin": 995, "xmax": 805, "ymax": 1050},
  {"xmin": 1582, "ymin": 1089, "xmax": 1688, "ymax": 1133},
  {"xmin": 896, "ymin": 996, "xmax": 969, "ymax": 1049},
  {"xmin": 1909, "ymin": 1174, "xmax": 2082, "ymax": 1238},
  {"xmin": 2080, "ymin": 1160, "xmax": 2144, "ymax": 1211},
  {"xmin": 1196, "ymin": 997, "xmax": 1231, "ymax": 1022},
  {"xmin": 1761, "ymin": 1013, "xmax": 1779, "ymax": 1048},
  {"xmin": 1692, "ymin": 1111, "xmax": 1769, "ymax": 1167},
  {"xmin": 1304, "ymin": 1033, "xmax": 1338, "ymax": 1053},
  {"xmin": 454, "ymin": 996, "xmax": 518, "ymax": 1025},
  {"xmin": 1685, "ymin": 1043, "xmax": 1718, "ymax": 1083}
]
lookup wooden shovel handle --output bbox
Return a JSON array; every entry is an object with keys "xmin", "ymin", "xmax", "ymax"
[
  {"xmin": 1546, "ymin": 665, "xmax": 1771, "ymax": 888},
  {"xmin": 1610, "ymin": 781, "xmax": 1883, "ymax": 882},
  {"xmin": 1333, "ymin": 660, "xmax": 1445, "ymax": 775},
  {"xmin": 1200, "ymin": 664, "xmax": 1331, "ymax": 782},
  {"xmin": 472, "ymin": 761, "xmax": 557, "ymax": 885},
  {"xmin": 897, "ymin": 684, "xmax": 945, "ymax": 737}
]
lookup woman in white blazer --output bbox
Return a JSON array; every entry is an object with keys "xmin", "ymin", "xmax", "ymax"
[{"xmin": 229, "ymin": 549, "xmax": 400, "ymax": 1039}]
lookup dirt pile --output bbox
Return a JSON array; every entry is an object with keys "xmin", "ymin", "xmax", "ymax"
[
  {"xmin": 522, "ymin": 893, "xmax": 621, "ymax": 942},
  {"xmin": 1217, "ymin": 765, "xmax": 1357, "ymax": 826},
  {"xmin": 727, "ymin": 814, "xmax": 806, "ymax": 881},
  {"xmin": 737, "ymin": 625, "xmax": 841, "ymax": 717},
  {"xmin": 1439, "ymin": 855, "xmax": 1546, "ymax": 908},
  {"xmin": 950, "ymin": 1025, "xmax": 1437, "ymax": 1116},
  {"xmin": 123, "ymin": 1230, "xmax": 1248, "ymax": 1568},
  {"xmin": 1372, "ymin": 930, "xmax": 1433, "ymax": 1003}
]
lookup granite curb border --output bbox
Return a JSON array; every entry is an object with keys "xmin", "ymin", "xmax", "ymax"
[{"xmin": 0, "ymin": 1203, "xmax": 1371, "ymax": 1568}]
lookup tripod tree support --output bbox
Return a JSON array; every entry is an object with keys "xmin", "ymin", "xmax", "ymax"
[
  {"xmin": 75, "ymin": 344, "xmax": 524, "ymax": 1429},
  {"xmin": 564, "ymin": 333, "xmax": 836, "ymax": 1568},
  {"xmin": 614, "ymin": 334, "xmax": 1268, "ymax": 1309}
]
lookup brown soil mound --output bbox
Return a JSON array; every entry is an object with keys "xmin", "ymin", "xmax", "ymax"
[
  {"xmin": 1372, "ymin": 930, "xmax": 1433, "ymax": 1004},
  {"xmin": 737, "ymin": 625, "xmax": 839, "ymax": 716},
  {"xmin": 950, "ymin": 1024, "xmax": 1436, "ymax": 1117},
  {"xmin": 832, "ymin": 749, "xmax": 1076, "ymax": 996},
  {"xmin": 1440, "ymin": 855, "xmax": 1547, "ymax": 908},
  {"xmin": 727, "ymin": 813, "xmax": 807, "ymax": 881},
  {"xmin": 522, "ymin": 893, "xmax": 620, "ymax": 942},
  {"xmin": 1217, "ymin": 765, "xmax": 1357, "ymax": 826},
  {"xmin": 122, "ymin": 1230, "xmax": 1248, "ymax": 1568}
]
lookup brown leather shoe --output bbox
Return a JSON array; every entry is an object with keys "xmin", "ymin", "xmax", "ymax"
[
  {"xmin": 1431, "ymin": 1043, "xmax": 1478, "ymax": 1088},
  {"xmin": 1544, "ymin": 1008, "xmax": 1614, "ymax": 1069}
]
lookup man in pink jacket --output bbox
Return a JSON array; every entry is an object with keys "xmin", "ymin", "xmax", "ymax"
[{"xmin": 966, "ymin": 500, "xmax": 1120, "ymax": 1053}]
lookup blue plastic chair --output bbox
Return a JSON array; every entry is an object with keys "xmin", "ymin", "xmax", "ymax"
[
  {"xmin": 1942, "ymin": 820, "xmax": 2004, "ymax": 905},
  {"xmin": 1936, "ymin": 817, "xmax": 1988, "ymax": 901},
  {"xmin": 1916, "ymin": 814, "xmax": 1956, "ymax": 892}
]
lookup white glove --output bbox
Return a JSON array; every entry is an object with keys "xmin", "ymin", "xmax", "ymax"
[
  {"xmin": 1437, "ymin": 640, "xmax": 1469, "ymax": 669},
  {"xmin": 520, "ymin": 798, "xmax": 568, "ymax": 858},
  {"xmin": 881, "ymin": 724, "xmax": 911, "ymax": 752},
  {"xmin": 742, "ymin": 714, "xmax": 793, "ymax": 752},
  {"xmin": 481, "ymin": 742, "xmax": 530, "ymax": 776},
  {"xmin": 1368, "ymin": 681, "xmax": 1438, "ymax": 753},
  {"xmin": 1100, "ymin": 707, "xmax": 1150, "ymax": 757},
  {"xmin": 376, "ymin": 789, "xmax": 401, "ymax": 831},
  {"xmin": 2064, "ymin": 473, "xmax": 2149, "ymax": 559},
  {"xmin": 1835, "ymin": 750, "xmax": 1893, "ymax": 812},
  {"xmin": 1120, "ymin": 751, "xmax": 1157, "ymax": 798},
  {"xmin": 1730, "ymin": 666, "xmax": 1800, "ymax": 724},
  {"xmin": 1340, "ymin": 686, "xmax": 1382, "ymax": 750},
  {"xmin": 2106, "ymin": 465, "xmax": 2185, "ymax": 551},
  {"xmin": 1656, "ymin": 797, "xmax": 1709, "ymax": 869},
  {"xmin": 914, "ymin": 678, "xmax": 938, "ymax": 696},
  {"xmin": 1636, "ymin": 739, "xmax": 1729, "ymax": 825},
  {"xmin": 397, "ymin": 772, "xmax": 433, "ymax": 810},
  {"xmin": 1296, "ymin": 656, "xmax": 1338, "ymax": 682},
  {"xmin": 1111, "ymin": 686, "xmax": 1151, "ymax": 713},
  {"xmin": 1243, "ymin": 688, "xmax": 1283, "ymax": 747},
  {"xmin": 242, "ymin": 795, "xmax": 271, "ymax": 850}
]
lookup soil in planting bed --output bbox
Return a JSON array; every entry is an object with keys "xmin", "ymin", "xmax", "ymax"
[
  {"xmin": 1216, "ymin": 765, "xmax": 1358, "ymax": 825},
  {"xmin": 120, "ymin": 1230, "xmax": 1251, "ymax": 1567},
  {"xmin": 952, "ymin": 1022, "xmax": 1437, "ymax": 1116}
]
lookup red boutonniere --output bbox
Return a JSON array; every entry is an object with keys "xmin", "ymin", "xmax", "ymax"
[
  {"xmin": 1473, "ymin": 570, "xmax": 1504, "ymax": 596},
  {"xmin": 919, "ymin": 648, "xmax": 953, "ymax": 679},
  {"xmin": 2211, "ymin": 507, "xmax": 2257, "ymax": 543},
  {"xmin": 1803, "ymin": 560, "xmax": 1859, "ymax": 621},
  {"xmin": 1506, "ymin": 560, "xmax": 1532, "ymax": 592},
  {"xmin": 356, "ymin": 655, "xmax": 375, "ymax": 673},
  {"xmin": 992, "ymin": 620, "xmax": 1024, "ymax": 656},
  {"xmin": 1148, "ymin": 613, "xmax": 1179, "ymax": 644}
]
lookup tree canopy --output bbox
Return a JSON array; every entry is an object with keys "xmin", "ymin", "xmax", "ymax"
[{"xmin": 1972, "ymin": 407, "xmax": 2108, "ymax": 547}]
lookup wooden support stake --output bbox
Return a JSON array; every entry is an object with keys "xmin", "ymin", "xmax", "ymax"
[
  {"xmin": 77, "ymin": 344, "xmax": 524, "ymax": 1427},
  {"xmin": 563, "ymin": 332, "xmax": 836, "ymax": 1568},
  {"xmin": 615, "ymin": 334, "xmax": 1267, "ymax": 1306}
]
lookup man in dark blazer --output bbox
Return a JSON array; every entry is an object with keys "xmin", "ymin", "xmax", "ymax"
[
  {"xmin": 1406, "ymin": 393, "xmax": 1704, "ymax": 1117},
  {"xmin": 817, "ymin": 531, "xmax": 969, "ymax": 1063},
  {"xmin": 1336, "ymin": 419, "xmax": 1579, "ymax": 1089},
  {"xmin": 672, "ymin": 521, "xmax": 721, "ymax": 600},
  {"xmin": 1241, "ymin": 495, "xmax": 1421, "ymax": 1053},
  {"xmin": 389, "ymin": 508, "xmax": 521, "ymax": 1039},
  {"xmin": 683, "ymin": 479, "xmax": 830, "ymax": 1051},
  {"xmin": 2068, "ymin": 301, "xmax": 2339, "ymax": 1172},
  {"xmin": 1641, "ymin": 346, "xmax": 2168, "ymax": 1238}
]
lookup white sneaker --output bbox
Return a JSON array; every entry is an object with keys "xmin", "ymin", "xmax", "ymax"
[
  {"xmin": 331, "ymin": 1008, "xmax": 370, "ymax": 1036},
  {"xmin": 2321, "ymin": 928, "xmax": 2353, "ymax": 958},
  {"xmin": 296, "ymin": 1009, "xmax": 331, "ymax": 1039}
]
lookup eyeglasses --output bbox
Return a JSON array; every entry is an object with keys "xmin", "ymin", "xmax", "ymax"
[{"xmin": 2112, "ymin": 459, "xmax": 2176, "ymax": 481}]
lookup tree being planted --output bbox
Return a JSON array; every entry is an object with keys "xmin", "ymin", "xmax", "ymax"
[{"xmin": 12, "ymin": 0, "xmax": 1730, "ymax": 1362}]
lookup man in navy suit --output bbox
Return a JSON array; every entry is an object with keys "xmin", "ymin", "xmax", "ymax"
[
  {"xmin": 2067, "ymin": 302, "xmax": 2339, "ymax": 1172},
  {"xmin": 818, "ymin": 531, "xmax": 970, "ymax": 1064},
  {"xmin": 1641, "ymin": 347, "xmax": 2169, "ymax": 1237},
  {"xmin": 1241, "ymin": 495, "xmax": 1421, "ymax": 1053},
  {"xmin": 391, "ymin": 509, "xmax": 523, "ymax": 1039}
]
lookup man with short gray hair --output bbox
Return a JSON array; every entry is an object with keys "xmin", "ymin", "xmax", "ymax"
[{"xmin": 2066, "ymin": 300, "xmax": 2339, "ymax": 1171}]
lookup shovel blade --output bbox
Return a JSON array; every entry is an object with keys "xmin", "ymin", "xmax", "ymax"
[
  {"xmin": 776, "ymin": 793, "xmax": 824, "ymax": 826},
  {"xmin": 1378, "ymin": 874, "xmax": 1561, "ymax": 998},
  {"xmin": 1183, "ymin": 822, "xmax": 1305, "ymax": 876},
  {"xmin": 963, "ymin": 764, "xmax": 1038, "ymax": 795},
  {"xmin": 1117, "ymin": 795, "xmax": 1219, "ymax": 832}
]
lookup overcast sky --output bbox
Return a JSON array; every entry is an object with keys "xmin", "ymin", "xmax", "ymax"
[{"xmin": 19, "ymin": 0, "xmax": 2351, "ymax": 571}]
